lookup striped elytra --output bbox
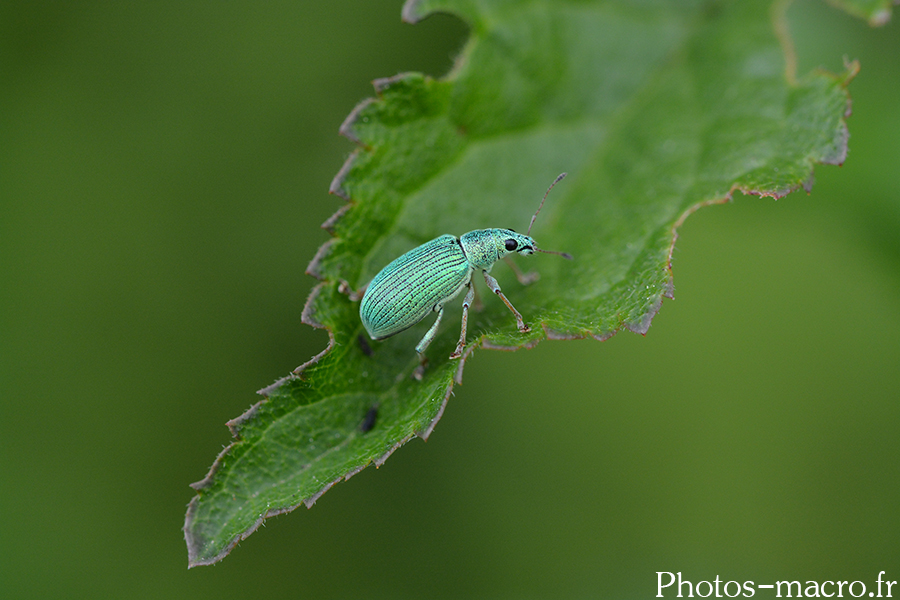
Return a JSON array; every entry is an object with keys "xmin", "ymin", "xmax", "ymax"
[{"xmin": 360, "ymin": 235, "xmax": 470, "ymax": 340}]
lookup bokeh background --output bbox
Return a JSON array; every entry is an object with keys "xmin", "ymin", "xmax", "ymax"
[{"xmin": 2, "ymin": 1, "xmax": 898, "ymax": 598}]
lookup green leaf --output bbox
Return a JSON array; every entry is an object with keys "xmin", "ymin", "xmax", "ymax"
[{"xmin": 185, "ymin": 0, "xmax": 867, "ymax": 566}]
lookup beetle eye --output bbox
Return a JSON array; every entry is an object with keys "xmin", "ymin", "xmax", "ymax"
[{"xmin": 504, "ymin": 239, "xmax": 518, "ymax": 251}]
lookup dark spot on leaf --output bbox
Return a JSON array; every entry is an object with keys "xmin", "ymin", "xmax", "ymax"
[
  {"xmin": 357, "ymin": 333, "xmax": 373, "ymax": 356},
  {"xmin": 360, "ymin": 405, "xmax": 378, "ymax": 433}
]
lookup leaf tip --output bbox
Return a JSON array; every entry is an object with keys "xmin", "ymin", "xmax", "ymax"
[
  {"xmin": 303, "ymin": 482, "xmax": 337, "ymax": 508},
  {"xmin": 338, "ymin": 98, "xmax": 377, "ymax": 147},
  {"xmin": 372, "ymin": 74, "xmax": 405, "ymax": 94},
  {"xmin": 305, "ymin": 243, "xmax": 335, "ymax": 281},
  {"xmin": 226, "ymin": 400, "xmax": 262, "ymax": 435},
  {"xmin": 184, "ymin": 481, "xmax": 236, "ymax": 567},
  {"xmin": 321, "ymin": 203, "xmax": 352, "ymax": 234},
  {"xmin": 625, "ymin": 296, "xmax": 665, "ymax": 336},
  {"xmin": 328, "ymin": 151, "xmax": 359, "ymax": 200},
  {"xmin": 868, "ymin": 8, "xmax": 892, "ymax": 26},
  {"xmin": 257, "ymin": 328, "xmax": 337, "ymax": 397},
  {"xmin": 401, "ymin": 0, "xmax": 476, "ymax": 25},
  {"xmin": 300, "ymin": 283, "xmax": 328, "ymax": 329},
  {"xmin": 401, "ymin": 0, "xmax": 427, "ymax": 24},
  {"xmin": 375, "ymin": 438, "xmax": 409, "ymax": 466}
]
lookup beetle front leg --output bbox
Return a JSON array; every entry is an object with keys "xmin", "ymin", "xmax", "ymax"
[
  {"xmin": 450, "ymin": 283, "xmax": 476, "ymax": 359},
  {"xmin": 482, "ymin": 271, "xmax": 530, "ymax": 333}
]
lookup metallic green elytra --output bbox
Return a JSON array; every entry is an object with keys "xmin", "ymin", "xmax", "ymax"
[{"xmin": 359, "ymin": 173, "xmax": 571, "ymax": 363}]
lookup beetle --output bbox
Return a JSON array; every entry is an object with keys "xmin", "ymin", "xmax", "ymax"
[{"xmin": 359, "ymin": 173, "xmax": 571, "ymax": 365}]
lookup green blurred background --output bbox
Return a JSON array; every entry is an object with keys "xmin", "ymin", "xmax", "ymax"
[{"xmin": 2, "ymin": 1, "xmax": 898, "ymax": 598}]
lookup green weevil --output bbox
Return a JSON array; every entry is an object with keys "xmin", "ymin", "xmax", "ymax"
[{"xmin": 359, "ymin": 173, "xmax": 571, "ymax": 365}]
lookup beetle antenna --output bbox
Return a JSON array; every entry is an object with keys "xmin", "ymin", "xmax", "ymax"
[
  {"xmin": 527, "ymin": 172, "xmax": 567, "ymax": 236},
  {"xmin": 536, "ymin": 247, "xmax": 573, "ymax": 260}
]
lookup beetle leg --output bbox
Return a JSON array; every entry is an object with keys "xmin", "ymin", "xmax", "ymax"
[
  {"xmin": 450, "ymin": 283, "xmax": 476, "ymax": 359},
  {"xmin": 482, "ymin": 271, "xmax": 531, "ymax": 333},
  {"xmin": 415, "ymin": 304, "xmax": 444, "ymax": 355},
  {"xmin": 503, "ymin": 256, "xmax": 539, "ymax": 285}
]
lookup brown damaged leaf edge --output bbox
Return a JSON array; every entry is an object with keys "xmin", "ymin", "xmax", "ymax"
[{"xmin": 185, "ymin": 0, "xmax": 859, "ymax": 567}]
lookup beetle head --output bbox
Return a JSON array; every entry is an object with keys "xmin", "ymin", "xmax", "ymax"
[{"xmin": 497, "ymin": 229, "xmax": 536, "ymax": 257}]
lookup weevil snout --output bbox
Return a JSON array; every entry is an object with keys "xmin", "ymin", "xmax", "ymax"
[
  {"xmin": 504, "ymin": 237, "xmax": 534, "ymax": 255},
  {"xmin": 498, "ymin": 231, "xmax": 537, "ymax": 258}
]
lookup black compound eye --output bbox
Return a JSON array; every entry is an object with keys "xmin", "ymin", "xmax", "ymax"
[{"xmin": 504, "ymin": 239, "xmax": 518, "ymax": 251}]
